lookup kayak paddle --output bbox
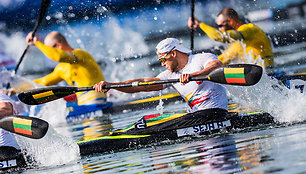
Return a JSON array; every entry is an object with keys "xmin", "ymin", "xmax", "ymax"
[
  {"xmin": 278, "ymin": 73, "xmax": 306, "ymax": 80},
  {"xmin": 0, "ymin": 115, "xmax": 49, "ymax": 139},
  {"xmin": 18, "ymin": 64, "xmax": 262, "ymax": 105},
  {"xmin": 6, "ymin": 0, "xmax": 52, "ymax": 89}
]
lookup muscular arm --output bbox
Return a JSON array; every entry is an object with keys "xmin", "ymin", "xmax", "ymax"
[
  {"xmin": 94, "ymin": 77, "xmax": 164, "ymax": 93},
  {"xmin": 33, "ymin": 72, "xmax": 63, "ymax": 86},
  {"xmin": 33, "ymin": 65, "xmax": 64, "ymax": 86},
  {"xmin": 0, "ymin": 102, "xmax": 13, "ymax": 119},
  {"xmin": 199, "ymin": 22, "xmax": 244, "ymax": 43},
  {"xmin": 190, "ymin": 60, "xmax": 223, "ymax": 77}
]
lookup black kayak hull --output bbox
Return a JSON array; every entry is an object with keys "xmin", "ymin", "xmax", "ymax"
[
  {"xmin": 0, "ymin": 149, "xmax": 28, "ymax": 173},
  {"xmin": 77, "ymin": 111, "xmax": 275, "ymax": 156}
]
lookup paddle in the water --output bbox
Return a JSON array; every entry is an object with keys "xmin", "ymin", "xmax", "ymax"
[
  {"xmin": 0, "ymin": 115, "xmax": 49, "ymax": 139},
  {"xmin": 18, "ymin": 64, "xmax": 262, "ymax": 105}
]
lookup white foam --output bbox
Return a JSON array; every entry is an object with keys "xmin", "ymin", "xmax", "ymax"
[
  {"xmin": 226, "ymin": 73, "xmax": 306, "ymax": 123},
  {"xmin": 16, "ymin": 127, "xmax": 80, "ymax": 167},
  {"xmin": 155, "ymin": 90, "xmax": 164, "ymax": 114}
]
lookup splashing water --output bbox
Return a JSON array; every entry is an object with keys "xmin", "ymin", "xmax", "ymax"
[
  {"xmin": 0, "ymin": 70, "xmax": 69, "ymax": 124},
  {"xmin": 56, "ymin": 18, "xmax": 150, "ymax": 62},
  {"xmin": 1, "ymin": 70, "xmax": 80, "ymax": 168},
  {"xmin": 156, "ymin": 90, "xmax": 164, "ymax": 114},
  {"xmin": 0, "ymin": 32, "xmax": 26, "ymax": 61},
  {"xmin": 16, "ymin": 127, "xmax": 80, "ymax": 167},
  {"xmin": 226, "ymin": 73, "xmax": 306, "ymax": 123},
  {"xmin": 217, "ymin": 35, "xmax": 265, "ymax": 67},
  {"xmin": 28, "ymin": 99, "xmax": 68, "ymax": 125},
  {"xmin": 216, "ymin": 32, "xmax": 305, "ymax": 123}
]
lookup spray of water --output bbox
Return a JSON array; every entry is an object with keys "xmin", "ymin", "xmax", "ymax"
[
  {"xmin": 0, "ymin": 32, "xmax": 26, "ymax": 61},
  {"xmin": 0, "ymin": 70, "xmax": 69, "ymax": 125},
  {"xmin": 1, "ymin": 70, "xmax": 79, "ymax": 168},
  {"xmin": 28, "ymin": 99, "xmax": 68, "ymax": 125},
  {"xmin": 226, "ymin": 73, "xmax": 306, "ymax": 123},
  {"xmin": 155, "ymin": 90, "xmax": 164, "ymax": 114},
  {"xmin": 16, "ymin": 127, "xmax": 80, "ymax": 167}
]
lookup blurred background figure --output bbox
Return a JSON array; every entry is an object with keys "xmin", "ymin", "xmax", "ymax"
[
  {"xmin": 188, "ymin": 8, "xmax": 274, "ymax": 73},
  {"xmin": 26, "ymin": 31, "xmax": 107, "ymax": 106}
]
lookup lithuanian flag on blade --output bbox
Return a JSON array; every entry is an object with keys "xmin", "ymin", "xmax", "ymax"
[
  {"xmin": 13, "ymin": 118, "xmax": 32, "ymax": 135},
  {"xmin": 224, "ymin": 68, "xmax": 246, "ymax": 83},
  {"xmin": 32, "ymin": 90, "xmax": 59, "ymax": 104}
]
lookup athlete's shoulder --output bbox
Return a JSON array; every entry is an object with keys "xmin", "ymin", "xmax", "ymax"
[
  {"xmin": 72, "ymin": 49, "xmax": 96, "ymax": 61},
  {"xmin": 239, "ymin": 23, "xmax": 263, "ymax": 31},
  {"xmin": 192, "ymin": 52, "xmax": 218, "ymax": 61},
  {"xmin": 73, "ymin": 48, "xmax": 91, "ymax": 55},
  {"xmin": 237, "ymin": 23, "xmax": 251, "ymax": 30}
]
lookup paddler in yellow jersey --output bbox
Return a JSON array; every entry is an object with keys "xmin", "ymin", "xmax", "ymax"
[
  {"xmin": 26, "ymin": 31, "xmax": 107, "ymax": 106},
  {"xmin": 188, "ymin": 8, "xmax": 274, "ymax": 72}
]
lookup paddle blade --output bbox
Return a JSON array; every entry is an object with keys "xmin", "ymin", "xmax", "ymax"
[
  {"xmin": 207, "ymin": 64, "xmax": 263, "ymax": 86},
  {"xmin": 0, "ymin": 115, "xmax": 49, "ymax": 139},
  {"xmin": 18, "ymin": 86, "xmax": 79, "ymax": 105}
]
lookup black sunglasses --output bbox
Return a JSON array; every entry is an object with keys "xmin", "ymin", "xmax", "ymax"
[
  {"xmin": 217, "ymin": 19, "xmax": 229, "ymax": 28},
  {"xmin": 217, "ymin": 24, "xmax": 226, "ymax": 28},
  {"xmin": 158, "ymin": 46, "xmax": 176, "ymax": 63}
]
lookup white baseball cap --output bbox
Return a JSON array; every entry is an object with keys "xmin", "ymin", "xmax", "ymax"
[{"xmin": 156, "ymin": 38, "xmax": 192, "ymax": 55}]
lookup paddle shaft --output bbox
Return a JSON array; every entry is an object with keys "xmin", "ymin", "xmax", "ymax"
[
  {"xmin": 14, "ymin": 0, "xmax": 51, "ymax": 74},
  {"xmin": 6, "ymin": 0, "xmax": 51, "ymax": 89},
  {"xmin": 190, "ymin": 0, "xmax": 195, "ymax": 52},
  {"xmin": 105, "ymin": 76, "xmax": 208, "ymax": 89},
  {"xmin": 18, "ymin": 64, "xmax": 262, "ymax": 105},
  {"xmin": 73, "ymin": 76, "xmax": 209, "ymax": 92},
  {"xmin": 279, "ymin": 74, "xmax": 306, "ymax": 80}
]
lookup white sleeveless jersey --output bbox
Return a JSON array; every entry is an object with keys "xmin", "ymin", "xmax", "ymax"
[
  {"xmin": 157, "ymin": 53, "xmax": 228, "ymax": 112},
  {"xmin": 0, "ymin": 92, "xmax": 20, "ymax": 149}
]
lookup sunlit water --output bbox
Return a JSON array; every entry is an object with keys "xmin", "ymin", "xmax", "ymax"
[{"xmin": 0, "ymin": 0, "xmax": 305, "ymax": 173}]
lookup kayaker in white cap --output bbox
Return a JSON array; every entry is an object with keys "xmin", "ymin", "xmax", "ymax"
[{"xmin": 94, "ymin": 38, "xmax": 228, "ymax": 125}]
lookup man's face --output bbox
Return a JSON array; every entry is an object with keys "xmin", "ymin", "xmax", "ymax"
[
  {"xmin": 216, "ymin": 14, "xmax": 234, "ymax": 31},
  {"xmin": 157, "ymin": 50, "xmax": 178, "ymax": 72}
]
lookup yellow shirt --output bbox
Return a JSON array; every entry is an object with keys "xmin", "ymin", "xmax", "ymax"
[
  {"xmin": 199, "ymin": 22, "xmax": 274, "ymax": 69},
  {"xmin": 33, "ymin": 41, "xmax": 106, "ymax": 104}
]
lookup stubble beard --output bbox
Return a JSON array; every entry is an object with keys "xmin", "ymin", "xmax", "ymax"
[{"xmin": 168, "ymin": 61, "xmax": 179, "ymax": 73}]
